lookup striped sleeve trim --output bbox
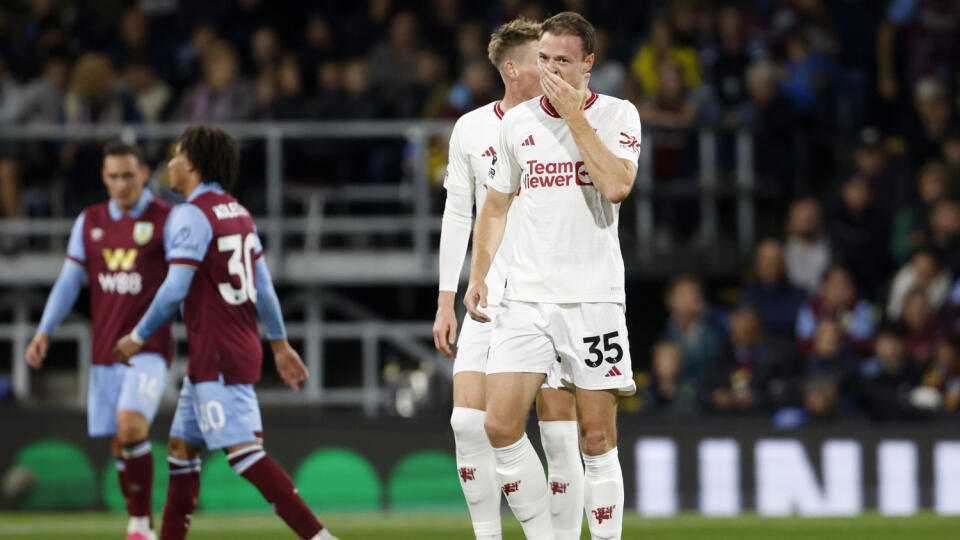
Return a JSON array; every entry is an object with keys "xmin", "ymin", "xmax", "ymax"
[{"xmin": 169, "ymin": 258, "xmax": 201, "ymax": 267}]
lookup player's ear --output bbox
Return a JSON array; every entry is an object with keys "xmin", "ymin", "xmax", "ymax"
[
  {"xmin": 503, "ymin": 60, "xmax": 516, "ymax": 80},
  {"xmin": 582, "ymin": 53, "xmax": 595, "ymax": 73}
]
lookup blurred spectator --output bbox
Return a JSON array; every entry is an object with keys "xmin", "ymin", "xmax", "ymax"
[
  {"xmin": 589, "ymin": 29, "xmax": 625, "ymax": 98},
  {"xmin": 16, "ymin": 53, "xmax": 69, "ymax": 123},
  {"xmin": 172, "ymin": 24, "xmax": 219, "ymax": 90},
  {"xmin": 637, "ymin": 61, "xmax": 699, "ymax": 193},
  {"xmin": 942, "ymin": 123, "xmax": 960, "ymax": 184},
  {"xmin": 796, "ymin": 265, "xmax": 877, "ymax": 357},
  {"xmin": 802, "ymin": 373, "xmax": 840, "ymax": 418},
  {"xmin": 301, "ymin": 14, "xmax": 338, "ymax": 90},
  {"xmin": 109, "ymin": 8, "xmax": 166, "ymax": 79},
  {"xmin": 701, "ymin": 306, "xmax": 794, "ymax": 414},
  {"xmin": 900, "ymin": 288, "xmax": 940, "ymax": 368},
  {"xmin": 850, "ymin": 126, "xmax": 903, "ymax": 213},
  {"xmin": 0, "ymin": 57, "xmax": 25, "ymax": 220},
  {"xmin": 248, "ymin": 26, "xmax": 281, "ymax": 75},
  {"xmin": 782, "ymin": 32, "xmax": 839, "ymax": 121},
  {"xmin": 905, "ymin": 78, "xmax": 955, "ymax": 169},
  {"xmin": 647, "ymin": 341, "xmax": 698, "ymax": 414},
  {"xmin": 660, "ymin": 275, "xmax": 725, "ymax": 388},
  {"xmin": 877, "ymin": 0, "xmax": 960, "ymax": 104},
  {"xmin": 859, "ymin": 323, "xmax": 923, "ymax": 420},
  {"xmin": 173, "ymin": 40, "xmax": 256, "ymax": 122},
  {"xmin": 396, "ymin": 50, "xmax": 449, "ymax": 119},
  {"xmin": 918, "ymin": 337, "xmax": 960, "ymax": 414},
  {"xmin": 891, "ymin": 162, "xmax": 951, "ymax": 264},
  {"xmin": 63, "ymin": 53, "xmax": 141, "ymax": 124},
  {"xmin": 926, "ymin": 200, "xmax": 960, "ymax": 276},
  {"xmin": 445, "ymin": 59, "xmax": 495, "ymax": 118},
  {"xmin": 700, "ymin": 3, "xmax": 763, "ymax": 127},
  {"xmin": 804, "ymin": 320, "xmax": 858, "ymax": 407},
  {"xmin": 368, "ymin": 11, "xmax": 420, "ymax": 93},
  {"xmin": 740, "ymin": 60, "xmax": 795, "ymax": 188},
  {"xmin": 308, "ymin": 61, "xmax": 344, "ymax": 119},
  {"xmin": 666, "ymin": 0, "xmax": 705, "ymax": 49},
  {"xmin": 122, "ymin": 57, "xmax": 171, "ymax": 123},
  {"xmin": 455, "ymin": 20, "xmax": 487, "ymax": 64},
  {"xmin": 255, "ymin": 54, "xmax": 306, "ymax": 120},
  {"xmin": 784, "ymin": 197, "xmax": 830, "ymax": 295},
  {"xmin": 827, "ymin": 174, "xmax": 890, "ymax": 300},
  {"xmin": 341, "ymin": 58, "xmax": 382, "ymax": 120},
  {"xmin": 766, "ymin": 0, "xmax": 839, "ymax": 57},
  {"xmin": 740, "ymin": 239, "xmax": 806, "ymax": 338},
  {"xmin": 630, "ymin": 17, "xmax": 701, "ymax": 100}
]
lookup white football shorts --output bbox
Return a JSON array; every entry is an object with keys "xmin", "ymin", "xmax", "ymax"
[
  {"xmin": 454, "ymin": 304, "xmax": 564, "ymax": 389},
  {"xmin": 487, "ymin": 300, "xmax": 636, "ymax": 395}
]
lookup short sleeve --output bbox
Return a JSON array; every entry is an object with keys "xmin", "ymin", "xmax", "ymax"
[
  {"xmin": 487, "ymin": 116, "xmax": 521, "ymax": 194},
  {"xmin": 66, "ymin": 211, "xmax": 86, "ymax": 263},
  {"xmin": 443, "ymin": 120, "xmax": 475, "ymax": 196},
  {"xmin": 599, "ymin": 100, "xmax": 642, "ymax": 164},
  {"xmin": 164, "ymin": 204, "xmax": 213, "ymax": 266}
]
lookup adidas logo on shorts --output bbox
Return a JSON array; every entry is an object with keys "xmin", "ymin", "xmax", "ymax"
[{"xmin": 605, "ymin": 365, "xmax": 622, "ymax": 377}]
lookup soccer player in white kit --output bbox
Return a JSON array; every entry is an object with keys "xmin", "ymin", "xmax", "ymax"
[
  {"xmin": 433, "ymin": 18, "xmax": 584, "ymax": 540},
  {"xmin": 465, "ymin": 12, "xmax": 640, "ymax": 540}
]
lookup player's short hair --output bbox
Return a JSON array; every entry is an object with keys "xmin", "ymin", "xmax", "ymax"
[
  {"xmin": 487, "ymin": 17, "xmax": 541, "ymax": 68},
  {"xmin": 102, "ymin": 141, "xmax": 145, "ymax": 165},
  {"xmin": 541, "ymin": 11, "xmax": 596, "ymax": 57},
  {"xmin": 176, "ymin": 125, "xmax": 239, "ymax": 193}
]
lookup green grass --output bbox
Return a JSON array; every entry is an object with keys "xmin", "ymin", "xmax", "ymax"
[{"xmin": 1, "ymin": 512, "xmax": 960, "ymax": 539}]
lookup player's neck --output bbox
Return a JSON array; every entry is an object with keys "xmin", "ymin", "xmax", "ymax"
[
  {"xmin": 500, "ymin": 87, "xmax": 529, "ymax": 113},
  {"xmin": 182, "ymin": 179, "xmax": 202, "ymax": 200}
]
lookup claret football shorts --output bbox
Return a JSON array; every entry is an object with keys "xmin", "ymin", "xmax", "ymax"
[{"xmin": 486, "ymin": 300, "xmax": 636, "ymax": 395}]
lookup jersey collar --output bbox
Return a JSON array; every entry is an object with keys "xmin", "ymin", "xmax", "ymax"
[
  {"xmin": 108, "ymin": 188, "xmax": 154, "ymax": 221},
  {"xmin": 187, "ymin": 182, "xmax": 224, "ymax": 202},
  {"xmin": 539, "ymin": 91, "xmax": 598, "ymax": 118},
  {"xmin": 493, "ymin": 101, "xmax": 505, "ymax": 120}
]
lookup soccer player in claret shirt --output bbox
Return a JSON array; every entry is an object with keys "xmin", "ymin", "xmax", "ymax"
[
  {"xmin": 466, "ymin": 12, "xmax": 642, "ymax": 540},
  {"xmin": 26, "ymin": 142, "xmax": 172, "ymax": 540},
  {"xmin": 113, "ymin": 126, "xmax": 338, "ymax": 540},
  {"xmin": 433, "ymin": 17, "xmax": 584, "ymax": 540}
]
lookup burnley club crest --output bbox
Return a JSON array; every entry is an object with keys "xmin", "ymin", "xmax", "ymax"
[{"xmin": 133, "ymin": 221, "xmax": 154, "ymax": 245}]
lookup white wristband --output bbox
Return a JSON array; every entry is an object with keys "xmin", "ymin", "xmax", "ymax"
[{"xmin": 129, "ymin": 329, "xmax": 145, "ymax": 346}]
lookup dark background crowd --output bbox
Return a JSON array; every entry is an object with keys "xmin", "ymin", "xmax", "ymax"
[{"xmin": 1, "ymin": 0, "xmax": 960, "ymax": 424}]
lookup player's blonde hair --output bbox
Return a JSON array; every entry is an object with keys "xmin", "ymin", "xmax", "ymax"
[{"xmin": 487, "ymin": 17, "xmax": 541, "ymax": 68}]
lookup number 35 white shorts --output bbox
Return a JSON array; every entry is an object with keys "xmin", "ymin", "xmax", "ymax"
[{"xmin": 486, "ymin": 299, "xmax": 636, "ymax": 396}]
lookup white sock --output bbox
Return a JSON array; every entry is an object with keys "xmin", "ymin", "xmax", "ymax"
[
  {"xmin": 310, "ymin": 529, "xmax": 339, "ymax": 540},
  {"xmin": 583, "ymin": 448, "xmax": 624, "ymax": 540},
  {"xmin": 540, "ymin": 421, "xmax": 584, "ymax": 540},
  {"xmin": 493, "ymin": 434, "xmax": 554, "ymax": 540},
  {"xmin": 127, "ymin": 516, "xmax": 152, "ymax": 533},
  {"xmin": 451, "ymin": 407, "xmax": 502, "ymax": 540}
]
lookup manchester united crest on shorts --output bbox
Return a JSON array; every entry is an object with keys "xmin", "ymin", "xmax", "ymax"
[{"xmin": 133, "ymin": 221, "xmax": 154, "ymax": 245}]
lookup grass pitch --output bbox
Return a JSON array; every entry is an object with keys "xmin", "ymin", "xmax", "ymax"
[{"xmin": 1, "ymin": 511, "xmax": 959, "ymax": 539}]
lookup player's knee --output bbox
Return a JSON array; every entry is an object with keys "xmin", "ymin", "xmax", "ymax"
[
  {"xmin": 483, "ymin": 415, "xmax": 520, "ymax": 448},
  {"xmin": 450, "ymin": 407, "xmax": 483, "ymax": 439},
  {"xmin": 168, "ymin": 437, "xmax": 192, "ymax": 460},
  {"xmin": 581, "ymin": 426, "xmax": 615, "ymax": 456},
  {"xmin": 115, "ymin": 417, "xmax": 148, "ymax": 445}
]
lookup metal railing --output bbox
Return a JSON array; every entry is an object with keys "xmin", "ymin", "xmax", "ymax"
[{"xmin": 0, "ymin": 121, "xmax": 761, "ymax": 412}]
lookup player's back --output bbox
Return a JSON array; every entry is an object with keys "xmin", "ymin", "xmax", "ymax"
[
  {"xmin": 79, "ymin": 196, "xmax": 173, "ymax": 365},
  {"xmin": 176, "ymin": 191, "xmax": 264, "ymax": 385}
]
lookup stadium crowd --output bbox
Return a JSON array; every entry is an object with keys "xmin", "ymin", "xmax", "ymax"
[{"xmin": 2, "ymin": 0, "xmax": 960, "ymax": 423}]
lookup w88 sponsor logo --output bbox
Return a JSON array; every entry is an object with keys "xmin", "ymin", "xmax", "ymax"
[{"xmin": 97, "ymin": 272, "xmax": 142, "ymax": 294}]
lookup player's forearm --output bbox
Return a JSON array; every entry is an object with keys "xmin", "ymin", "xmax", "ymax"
[
  {"xmin": 438, "ymin": 189, "xmax": 474, "ymax": 293},
  {"xmin": 469, "ymin": 206, "xmax": 507, "ymax": 285},
  {"xmin": 37, "ymin": 260, "xmax": 85, "ymax": 335},
  {"xmin": 566, "ymin": 113, "xmax": 635, "ymax": 203},
  {"xmin": 132, "ymin": 265, "xmax": 195, "ymax": 341},
  {"xmin": 254, "ymin": 257, "xmax": 287, "ymax": 341}
]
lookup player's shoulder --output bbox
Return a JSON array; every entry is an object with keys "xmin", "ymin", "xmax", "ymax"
[
  {"xmin": 591, "ymin": 93, "xmax": 638, "ymax": 116},
  {"xmin": 453, "ymin": 101, "xmax": 502, "ymax": 132},
  {"xmin": 500, "ymin": 96, "xmax": 541, "ymax": 131},
  {"xmin": 81, "ymin": 201, "xmax": 110, "ymax": 221}
]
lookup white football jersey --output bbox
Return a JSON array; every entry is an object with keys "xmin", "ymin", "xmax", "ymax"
[
  {"xmin": 488, "ymin": 92, "xmax": 642, "ymax": 304},
  {"xmin": 443, "ymin": 100, "xmax": 516, "ymax": 305}
]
